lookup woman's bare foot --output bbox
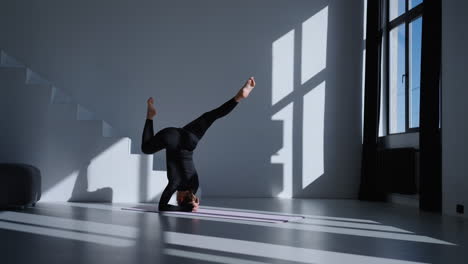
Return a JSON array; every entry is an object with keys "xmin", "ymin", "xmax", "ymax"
[
  {"xmin": 234, "ymin": 77, "xmax": 256, "ymax": 102},
  {"xmin": 147, "ymin": 97, "xmax": 157, "ymax": 120}
]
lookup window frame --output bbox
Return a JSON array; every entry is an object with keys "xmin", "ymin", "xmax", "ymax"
[{"xmin": 384, "ymin": 0, "xmax": 424, "ymax": 135}]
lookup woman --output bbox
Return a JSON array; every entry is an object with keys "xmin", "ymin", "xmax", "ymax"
[{"xmin": 141, "ymin": 77, "xmax": 256, "ymax": 212}]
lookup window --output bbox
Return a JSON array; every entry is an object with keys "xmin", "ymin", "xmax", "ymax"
[
  {"xmin": 385, "ymin": 0, "xmax": 423, "ymax": 134},
  {"xmin": 389, "ymin": 0, "xmax": 405, "ymax": 20},
  {"xmin": 389, "ymin": 24, "xmax": 406, "ymax": 133},
  {"xmin": 409, "ymin": 17, "xmax": 422, "ymax": 128}
]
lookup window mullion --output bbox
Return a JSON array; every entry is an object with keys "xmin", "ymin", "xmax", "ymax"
[
  {"xmin": 405, "ymin": 21, "xmax": 410, "ymax": 132},
  {"xmin": 386, "ymin": 0, "xmax": 390, "ymax": 136},
  {"xmin": 405, "ymin": 0, "xmax": 410, "ymax": 133}
]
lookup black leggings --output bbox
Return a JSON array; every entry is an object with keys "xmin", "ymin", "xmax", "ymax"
[{"xmin": 141, "ymin": 96, "xmax": 239, "ymax": 211}]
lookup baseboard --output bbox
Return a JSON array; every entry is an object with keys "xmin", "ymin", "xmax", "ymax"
[{"xmin": 389, "ymin": 193, "xmax": 419, "ymax": 208}]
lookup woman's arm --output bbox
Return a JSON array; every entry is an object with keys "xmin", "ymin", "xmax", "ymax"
[
  {"xmin": 189, "ymin": 173, "xmax": 199, "ymax": 194},
  {"xmin": 159, "ymin": 204, "xmax": 193, "ymax": 212},
  {"xmin": 158, "ymin": 181, "xmax": 193, "ymax": 212}
]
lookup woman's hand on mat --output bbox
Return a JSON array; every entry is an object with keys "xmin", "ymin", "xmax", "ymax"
[
  {"xmin": 235, "ymin": 77, "xmax": 256, "ymax": 102},
  {"xmin": 190, "ymin": 200, "xmax": 200, "ymax": 212}
]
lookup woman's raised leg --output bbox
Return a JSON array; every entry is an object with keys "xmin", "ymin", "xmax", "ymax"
[
  {"xmin": 182, "ymin": 77, "xmax": 256, "ymax": 140},
  {"xmin": 141, "ymin": 97, "xmax": 166, "ymax": 154}
]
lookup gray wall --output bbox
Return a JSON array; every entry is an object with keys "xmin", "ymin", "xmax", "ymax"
[
  {"xmin": 0, "ymin": 0, "xmax": 363, "ymax": 199},
  {"xmin": 442, "ymin": 0, "xmax": 468, "ymax": 218}
]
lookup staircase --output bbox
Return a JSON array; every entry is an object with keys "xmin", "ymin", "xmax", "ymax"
[{"xmin": 0, "ymin": 50, "xmax": 168, "ymax": 203}]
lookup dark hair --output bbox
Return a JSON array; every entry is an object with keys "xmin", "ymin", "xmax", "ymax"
[{"xmin": 177, "ymin": 190, "xmax": 199, "ymax": 207}]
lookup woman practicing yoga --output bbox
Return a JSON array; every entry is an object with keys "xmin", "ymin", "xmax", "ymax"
[{"xmin": 141, "ymin": 77, "xmax": 256, "ymax": 212}]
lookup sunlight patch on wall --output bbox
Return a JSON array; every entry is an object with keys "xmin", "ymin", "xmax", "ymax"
[
  {"xmin": 41, "ymin": 137, "xmax": 167, "ymax": 202},
  {"xmin": 147, "ymin": 166, "xmax": 169, "ymax": 201},
  {"xmin": 88, "ymin": 139, "xmax": 169, "ymax": 203},
  {"xmin": 271, "ymin": 6, "xmax": 329, "ymax": 195},
  {"xmin": 302, "ymin": 81, "xmax": 325, "ymax": 189},
  {"xmin": 272, "ymin": 29, "xmax": 295, "ymax": 105},
  {"xmin": 301, "ymin": 6, "xmax": 328, "ymax": 84},
  {"xmin": 41, "ymin": 170, "xmax": 78, "ymax": 201},
  {"xmin": 271, "ymin": 28, "xmax": 295, "ymax": 198},
  {"xmin": 271, "ymin": 102, "xmax": 294, "ymax": 198},
  {"xmin": 87, "ymin": 138, "xmax": 139, "ymax": 202}
]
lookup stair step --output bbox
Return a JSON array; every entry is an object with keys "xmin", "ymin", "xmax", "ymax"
[
  {"xmin": 97, "ymin": 136, "xmax": 132, "ymax": 154},
  {"xmin": 24, "ymin": 84, "xmax": 54, "ymax": 105},
  {"xmin": 1, "ymin": 85, "xmax": 53, "ymax": 116},
  {"xmin": 76, "ymin": 120, "xmax": 105, "ymax": 136},
  {"xmin": 77, "ymin": 104, "xmax": 97, "ymax": 120},
  {"xmin": 26, "ymin": 68, "xmax": 50, "ymax": 85},
  {"xmin": 0, "ymin": 52, "xmax": 147, "ymax": 202},
  {"xmin": 0, "ymin": 51, "xmax": 24, "ymax": 68},
  {"xmin": 48, "ymin": 103, "xmax": 79, "ymax": 120},
  {"xmin": 0, "ymin": 67, "xmax": 53, "ymax": 117},
  {"xmin": 102, "ymin": 121, "xmax": 114, "ymax": 137},
  {"xmin": 0, "ymin": 67, "xmax": 27, "ymax": 86},
  {"xmin": 56, "ymin": 119, "xmax": 104, "ymax": 139},
  {"xmin": 51, "ymin": 86, "xmax": 73, "ymax": 104},
  {"xmin": 45, "ymin": 104, "xmax": 103, "ymax": 137},
  {"xmin": 50, "ymin": 104, "xmax": 115, "ymax": 138},
  {"xmin": 80, "ymin": 120, "xmax": 113, "ymax": 139},
  {"xmin": 1, "ymin": 63, "xmax": 116, "ymax": 139}
]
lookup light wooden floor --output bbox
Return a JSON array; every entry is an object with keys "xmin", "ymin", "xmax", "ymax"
[{"xmin": 1, "ymin": 198, "xmax": 467, "ymax": 264}]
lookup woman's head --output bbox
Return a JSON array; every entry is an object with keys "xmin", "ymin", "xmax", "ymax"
[{"xmin": 177, "ymin": 190, "xmax": 199, "ymax": 208}]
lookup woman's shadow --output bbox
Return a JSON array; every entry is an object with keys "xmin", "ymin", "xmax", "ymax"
[{"xmin": 68, "ymin": 160, "xmax": 113, "ymax": 202}]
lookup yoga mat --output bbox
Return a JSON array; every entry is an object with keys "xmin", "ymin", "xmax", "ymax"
[{"xmin": 122, "ymin": 205, "xmax": 304, "ymax": 223}]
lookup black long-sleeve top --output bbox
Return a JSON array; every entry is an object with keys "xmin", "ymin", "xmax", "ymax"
[{"xmin": 155, "ymin": 127, "xmax": 200, "ymax": 212}]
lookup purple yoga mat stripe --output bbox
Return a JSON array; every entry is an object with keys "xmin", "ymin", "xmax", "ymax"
[
  {"xmin": 165, "ymin": 211, "xmax": 285, "ymax": 223},
  {"xmin": 121, "ymin": 206, "xmax": 283, "ymax": 223},
  {"xmin": 121, "ymin": 205, "xmax": 301, "ymax": 223},
  {"xmin": 193, "ymin": 208, "xmax": 303, "ymax": 222}
]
